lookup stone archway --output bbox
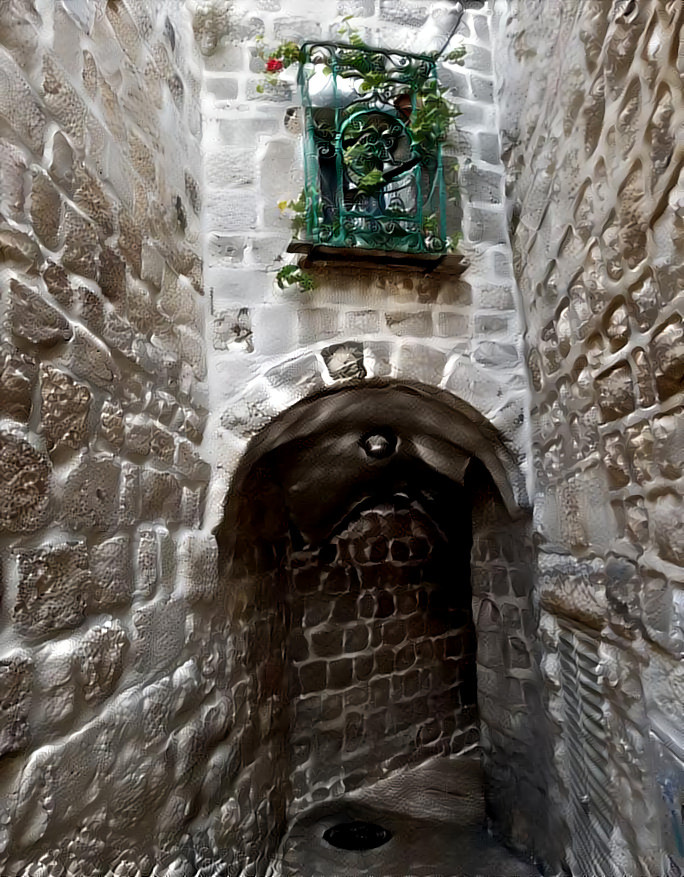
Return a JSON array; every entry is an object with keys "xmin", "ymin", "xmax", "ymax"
[{"xmin": 215, "ymin": 380, "xmax": 551, "ymax": 874}]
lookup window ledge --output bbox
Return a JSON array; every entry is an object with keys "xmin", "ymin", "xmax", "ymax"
[{"xmin": 287, "ymin": 241, "xmax": 467, "ymax": 275}]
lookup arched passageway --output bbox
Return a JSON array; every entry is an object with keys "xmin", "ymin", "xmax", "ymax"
[{"xmin": 216, "ymin": 381, "xmax": 550, "ymax": 874}]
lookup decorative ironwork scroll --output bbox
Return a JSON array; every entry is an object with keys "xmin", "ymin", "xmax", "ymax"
[{"xmin": 298, "ymin": 42, "xmax": 450, "ymax": 256}]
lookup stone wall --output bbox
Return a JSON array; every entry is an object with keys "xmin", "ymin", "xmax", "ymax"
[
  {"xmin": 201, "ymin": 2, "xmax": 560, "ymax": 869},
  {"xmin": 494, "ymin": 0, "xmax": 683, "ymax": 873},
  {"xmin": 201, "ymin": 0, "xmax": 528, "ymax": 499},
  {"xmin": 0, "ymin": 1, "xmax": 218, "ymax": 873}
]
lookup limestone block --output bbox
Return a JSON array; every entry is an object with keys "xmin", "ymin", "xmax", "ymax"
[
  {"xmin": 603, "ymin": 431, "xmax": 631, "ymax": 489},
  {"xmin": 141, "ymin": 469, "xmax": 183, "ymax": 522},
  {"xmin": 624, "ymin": 421, "xmax": 657, "ymax": 485},
  {"xmin": 596, "ymin": 362, "xmax": 635, "ymax": 421},
  {"xmin": 68, "ymin": 326, "xmax": 121, "ymax": 389},
  {"xmin": 214, "ymin": 308, "xmax": 252, "ymax": 351},
  {"xmin": 322, "ymin": 342, "xmax": 365, "ymax": 381},
  {"xmin": 652, "ymin": 316, "xmax": 684, "ymax": 401},
  {"xmin": 632, "ymin": 348, "xmax": 656, "ymax": 408},
  {"xmin": 177, "ymin": 533, "xmax": 219, "ymax": 603},
  {"xmin": 133, "ymin": 599, "xmax": 186, "ymax": 674},
  {"xmin": 628, "ymin": 271, "xmax": 659, "ymax": 332},
  {"xmin": 397, "ymin": 343, "xmax": 446, "ymax": 386},
  {"xmin": 652, "ymin": 409, "xmax": 683, "ymax": 481},
  {"xmin": 385, "ymin": 310, "xmax": 432, "ymax": 337},
  {"xmin": 181, "ymin": 484, "xmax": 204, "ymax": 528},
  {"xmin": 0, "ymin": 138, "xmax": 28, "ymax": 224},
  {"xmin": 176, "ymin": 325, "xmax": 207, "ymax": 380},
  {"xmin": 42, "ymin": 55, "xmax": 87, "ymax": 147},
  {"xmin": 0, "ymin": 227, "xmax": 41, "ymax": 269},
  {"xmin": 149, "ymin": 423, "xmax": 175, "ymax": 464},
  {"xmin": 9, "ymin": 280, "xmax": 72, "ymax": 347},
  {"xmin": 62, "ymin": 206, "xmax": 100, "ymax": 280},
  {"xmin": 103, "ymin": 310, "xmax": 137, "ymax": 361},
  {"xmin": 117, "ymin": 212, "xmax": 143, "ymax": 277},
  {"xmin": 90, "ymin": 534, "xmax": 132, "ymax": 609},
  {"xmin": 0, "ymin": 52, "xmax": 46, "ymax": 153},
  {"xmin": 62, "ymin": 454, "xmax": 120, "ymax": 533},
  {"xmin": 0, "ymin": 650, "xmax": 33, "ymax": 757},
  {"xmin": 473, "ymin": 340, "xmax": 519, "ymax": 368},
  {"xmin": 0, "ymin": 349, "xmax": 36, "ymax": 422},
  {"xmin": 74, "ymin": 164, "xmax": 116, "ymax": 238},
  {"xmin": 30, "ymin": 168, "xmax": 63, "ymax": 251},
  {"xmin": 605, "ymin": 301, "xmax": 630, "ymax": 352},
  {"xmin": 175, "ymin": 440, "xmax": 211, "ymax": 481},
  {"xmin": 99, "ymin": 246, "xmax": 127, "ymax": 303},
  {"xmin": 13, "ymin": 542, "xmax": 90, "ymax": 637},
  {"xmin": 205, "ymin": 188, "xmax": 257, "ymax": 231},
  {"xmin": 650, "ymin": 492, "xmax": 684, "ymax": 567},
  {"xmin": 75, "ymin": 623, "xmax": 129, "ymax": 702},
  {"xmin": 99, "ymin": 399, "xmax": 124, "ymax": 450},
  {"xmin": 624, "ymin": 496, "xmax": 649, "ymax": 550},
  {"xmin": 40, "ymin": 364, "xmax": 92, "ymax": 451},
  {"xmin": 158, "ymin": 273, "xmax": 201, "ymax": 329},
  {"xmin": 265, "ymin": 354, "xmax": 325, "ymax": 401},
  {"xmin": 74, "ymin": 285, "xmax": 106, "ymax": 337},
  {"xmin": 0, "ymin": 431, "xmax": 50, "ymax": 533},
  {"xmin": 344, "ymin": 310, "xmax": 380, "ymax": 335},
  {"xmin": 42, "ymin": 260, "xmax": 73, "ymax": 309},
  {"xmin": 126, "ymin": 275, "xmax": 158, "ymax": 335}
]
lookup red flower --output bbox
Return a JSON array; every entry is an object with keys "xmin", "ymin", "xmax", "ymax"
[{"xmin": 266, "ymin": 58, "xmax": 284, "ymax": 73}]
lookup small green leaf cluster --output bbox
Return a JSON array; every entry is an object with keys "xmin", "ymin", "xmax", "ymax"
[
  {"xmin": 276, "ymin": 264, "xmax": 316, "ymax": 291},
  {"xmin": 277, "ymin": 190, "xmax": 308, "ymax": 236}
]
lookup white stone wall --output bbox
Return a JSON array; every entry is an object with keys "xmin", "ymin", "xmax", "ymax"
[
  {"xmin": 199, "ymin": 0, "xmax": 530, "ymax": 526},
  {"xmin": 0, "ymin": 1, "xmax": 219, "ymax": 873},
  {"xmin": 493, "ymin": 0, "xmax": 684, "ymax": 873}
]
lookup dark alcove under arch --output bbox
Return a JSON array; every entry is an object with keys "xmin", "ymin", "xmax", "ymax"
[{"xmin": 214, "ymin": 380, "xmax": 553, "ymax": 875}]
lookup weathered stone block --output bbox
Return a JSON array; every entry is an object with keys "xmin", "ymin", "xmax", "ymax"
[
  {"xmin": 133, "ymin": 599, "xmax": 186, "ymax": 674},
  {"xmin": 14, "ymin": 542, "xmax": 90, "ymax": 637},
  {"xmin": 0, "ymin": 53, "xmax": 46, "ymax": 152},
  {"xmin": 30, "ymin": 168, "xmax": 63, "ymax": 251},
  {"xmin": 40, "ymin": 364, "xmax": 91, "ymax": 451},
  {"xmin": 9, "ymin": 280, "xmax": 72, "ymax": 347},
  {"xmin": 214, "ymin": 308, "xmax": 253, "ymax": 351},
  {"xmin": 68, "ymin": 326, "xmax": 120, "ymax": 389},
  {"xmin": 385, "ymin": 310, "xmax": 432, "ymax": 337},
  {"xmin": 652, "ymin": 317, "xmax": 684, "ymax": 401},
  {"xmin": 141, "ymin": 469, "xmax": 182, "ymax": 522},
  {"xmin": 0, "ymin": 432, "xmax": 50, "ymax": 533},
  {"xmin": 0, "ymin": 650, "xmax": 33, "ymax": 757},
  {"xmin": 100, "ymin": 399, "xmax": 125, "ymax": 449},
  {"xmin": 177, "ymin": 533, "xmax": 218, "ymax": 603},
  {"xmin": 397, "ymin": 344, "xmax": 446, "ymax": 385},
  {"xmin": 651, "ymin": 493, "xmax": 684, "ymax": 567},
  {"xmin": 62, "ymin": 455, "xmax": 120, "ymax": 533},
  {"xmin": 136, "ymin": 527, "xmax": 159, "ymax": 598},
  {"xmin": 322, "ymin": 342, "xmax": 365, "ymax": 381},
  {"xmin": 99, "ymin": 246, "xmax": 127, "ymax": 303},
  {"xmin": 75, "ymin": 623, "xmax": 129, "ymax": 702},
  {"xmin": 42, "ymin": 54, "xmax": 87, "ymax": 146},
  {"xmin": 596, "ymin": 362, "xmax": 635, "ymax": 421},
  {"xmin": 0, "ymin": 138, "xmax": 28, "ymax": 223},
  {"xmin": 0, "ymin": 349, "xmax": 35, "ymax": 422},
  {"xmin": 90, "ymin": 534, "xmax": 132, "ymax": 609}
]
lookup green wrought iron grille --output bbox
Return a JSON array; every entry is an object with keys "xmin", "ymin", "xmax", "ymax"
[{"xmin": 298, "ymin": 41, "xmax": 450, "ymax": 256}]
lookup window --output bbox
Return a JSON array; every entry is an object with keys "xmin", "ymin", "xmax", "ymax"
[{"xmin": 293, "ymin": 41, "xmax": 454, "ymax": 260}]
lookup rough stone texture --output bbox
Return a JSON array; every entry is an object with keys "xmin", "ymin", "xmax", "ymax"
[
  {"xmin": 0, "ymin": 2, "xmax": 213, "ymax": 873},
  {"xmin": 40, "ymin": 364, "xmax": 92, "ymax": 451},
  {"xmin": 0, "ymin": 431, "xmax": 51, "ymax": 533},
  {"xmin": 13, "ymin": 542, "xmax": 91, "ymax": 638},
  {"xmin": 494, "ymin": 0, "xmax": 683, "ymax": 873}
]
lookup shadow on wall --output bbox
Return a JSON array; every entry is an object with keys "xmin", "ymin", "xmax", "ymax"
[{"xmin": 215, "ymin": 380, "xmax": 563, "ymax": 874}]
